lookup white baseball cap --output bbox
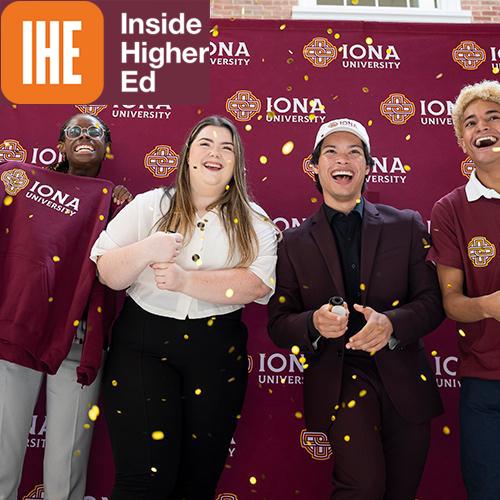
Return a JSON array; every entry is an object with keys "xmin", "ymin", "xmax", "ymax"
[{"xmin": 314, "ymin": 118, "xmax": 371, "ymax": 153}]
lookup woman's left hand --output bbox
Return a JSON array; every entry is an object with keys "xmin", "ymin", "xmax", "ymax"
[
  {"xmin": 112, "ymin": 185, "xmax": 133, "ymax": 205},
  {"xmin": 151, "ymin": 262, "xmax": 187, "ymax": 291}
]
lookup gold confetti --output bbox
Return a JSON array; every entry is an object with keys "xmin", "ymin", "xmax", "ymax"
[
  {"xmin": 259, "ymin": 155, "xmax": 268, "ymax": 165},
  {"xmin": 352, "ymin": 374, "xmax": 358, "ymax": 380},
  {"xmin": 111, "ymin": 379, "xmax": 118, "ymax": 387},
  {"xmin": 97, "ymin": 306, "xmax": 103, "ymax": 313},
  {"xmin": 286, "ymin": 85, "xmax": 293, "ymax": 92},
  {"xmin": 291, "ymin": 345, "xmax": 300, "ymax": 355},
  {"xmin": 287, "ymin": 57, "xmax": 294, "ymax": 64},
  {"xmin": 74, "ymin": 449, "xmax": 81, "ymax": 457},
  {"xmin": 11, "ymin": 104, "xmax": 17, "ymax": 109},
  {"xmin": 279, "ymin": 23, "xmax": 286, "ymax": 30},
  {"xmin": 331, "ymin": 415, "xmax": 336, "ymax": 421},
  {"xmin": 334, "ymin": 33, "xmax": 340, "ymax": 40},
  {"xmin": 88, "ymin": 405, "xmax": 100, "ymax": 421},
  {"xmin": 403, "ymin": 165, "xmax": 411, "ymax": 172},
  {"xmin": 211, "ymin": 25, "xmax": 219, "ymax": 37},
  {"xmin": 352, "ymin": 0, "xmax": 359, "ymax": 4},
  {"xmin": 458, "ymin": 329, "xmax": 466, "ymax": 337},
  {"xmin": 370, "ymin": 351, "xmax": 376, "ymax": 357},
  {"xmin": 367, "ymin": 120, "xmax": 373, "ymax": 127},
  {"xmin": 278, "ymin": 296, "xmax": 286, "ymax": 304},
  {"xmin": 442, "ymin": 425, "xmax": 451, "ymax": 435},
  {"xmin": 102, "ymin": 187, "xmax": 108, "ymax": 194},
  {"xmin": 194, "ymin": 388, "xmax": 202, "ymax": 395},
  {"xmin": 492, "ymin": 67, "xmax": 499, "ymax": 75},
  {"xmin": 311, "ymin": 197, "xmax": 318, "ymax": 203},
  {"xmin": 347, "ymin": 400, "xmax": 356, "ymax": 408},
  {"xmin": 436, "ymin": 73, "xmax": 443, "ymax": 79},
  {"xmin": 207, "ymin": 319, "xmax": 214, "ymax": 327},
  {"xmin": 183, "ymin": 334, "xmax": 189, "ymax": 340},
  {"xmin": 304, "ymin": 74, "xmax": 309, "ymax": 81},
  {"xmin": 308, "ymin": 113, "xmax": 315, "ymax": 121},
  {"xmin": 282, "ymin": 141, "xmax": 294, "ymax": 155},
  {"xmin": 334, "ymin": 404, "xmax": 339, "ymax": 410},
  {"xmin": 151, "ymin": 466, "xmax": 158, "ymax": 473},
  {"xmin": 52, "ymin": 256, "xmax": 60, "ymax": 262},
  {"xmin": 431, "ymin": 350, "xmax": 438, "ymax": 357},
  {"xmin": 73, "ymin": 320, "xmax": 80, "ymax": 327},
  {"xmin": 228, "ymin": 377, "xmax": 236, "ymax": 383},
  {"xmin": 249, "ymin": 476, "xmax": 257, "ymax": 485},
  {"xmin": 386, "ymin": 47, "xmax": 392, "ymax": 55},
  {"xmin": 303, "ymin": 364, "xmax": 309, "ymax": 369},
  {"xmin": 99, "ymin": 215, "xmax": 105, "ymax": 221},
  {"xmin": 359, "ymin": 389, "xmax": 367, "ymax": 397},
  {"xmin": 360, "ymin": 283, "xmax": 366, "ymax": 291},
  {"xmin": 245, "ymin": 124, "xmax": 252, "ymax": 132},
  {"xmin": 225, "ymin": 184, "xmax": 230, "ymax": 190},
  {"xmin": 405, "ymin": 134, "xmax": 411, "ymax": 141},
  {"xmin": 233, "ymin": 217, "xmax": 239, "ymax": 224},
  {"xmin": 3, "ymin": 196, "xmax": 13, "ymax": 206},
  {"xmin": 392, "ymin": 300, "xmax": 400, "ymax": 307},
  {"xmin": 48, "ymin": 297, "xmax": 54, "ymax": 303},
  {"xmin": 362, "ymin": 87, "xmax": 369, "ymax": 93},
  {"xmin": 266, "ymin": 111, "xmax": 275, "ymax": 120},
  {"xmin": 152, "ymin": 431, "xmax": 165, "ymax": 440},
  {"xmin": 420, "ymin": 374, "xmax": 427, "ymax": 382},
  {"xmin": 344, "ymin": 435, "xmax": 351, "ymax": 442},
  {"xmin": 83, "ymin": 423, "xmax": 90, "ymax": 429},
  {"xmin": 365, "ymin": 37, "xmax": 373, "ymax": 45},
  {"xmin": 225, "ymin": 288, "xmax": 234, "ymax": 298},
  {"xmin": 298, "ymin": 355, "xmax": 306, "ymax": 364},
  {"xmin": 327, "ymin": 28, "xmax": 333, "ymax": 34}
]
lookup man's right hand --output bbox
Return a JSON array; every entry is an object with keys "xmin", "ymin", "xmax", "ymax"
[
  {"xmin": 142, "ymin": 231, "xmax": 183, "ymax": 265},
  {"xmin": 312, "ymin": 303, "xmax": 349, "ymax": 338},
  {"xmin": 482, "ymin": 290, "xmax": 500, "ymax": 322}
]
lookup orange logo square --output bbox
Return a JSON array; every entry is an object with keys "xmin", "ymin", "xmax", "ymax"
[{"xmin": 1, "ymin": 1, "xmax": 103, "ymax": 104}]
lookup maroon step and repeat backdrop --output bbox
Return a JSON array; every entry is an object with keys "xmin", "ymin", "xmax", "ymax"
[{"xmin": 1, "ymin": 18, "xmax": 499, "ymax": 500}]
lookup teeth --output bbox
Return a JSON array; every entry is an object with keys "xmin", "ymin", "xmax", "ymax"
[
  {"xmin": 332, "ymin": 170, "xmax": 353, "ymax": 177},
  {"xmin": 475, "ymin": 136, "xmax": 497, "ymax": 147},
  {"xmin": 75, "ymin": 145, "xmax": 94, "ymax": 152}
]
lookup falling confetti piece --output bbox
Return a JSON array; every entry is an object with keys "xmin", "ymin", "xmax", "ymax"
[
  {"xmin": 362, "ymin": 87, "xmax": 369, "ymax": 93},
  {"xmin": 112, "ymin": 380, "xmax": 118, "ymax": 387},
  {"xmin": 492, "ymin": 67, "xmax": 499, "ymax": 75},
  {"xmin": 420, "ymin": 374, "xmax": 427, "ymax": 382},
  {"xmin": 405, "ymin": 134, "xmax": 411, "ymax": 141},
  {"xmin": 99, "ymin": 215, "xmax": 105, "ymax": 221},
  {"xmin": 392, "ymin": 300, "xmax": 400, "ymax": 307},
  {"xmin": 347, "ymin": 400, "xmax": 356, "ymax": 408},
  {"xmin": 359, "ymin": 389, "xmax": 367, "ymax": 397},
  {"xmin": 308, "ymin": 113, "xmax": 315, "ymax": 121},
  {"xmin": 97, "ymin": 306, "xmax": 103, "ymax": 313},
  {"xmin": 3, "ymin": 196, "xmax": 13, "ymax": 206},
  {"xmin": 151, "ymin": 467, "xmax": 158, "ymax": 473},
  {"xmin": 207, "ymin": 319, "xmax": 214, "ymax": 327},
  {"xmin": 365, "ymin": 37, "xmax": 373, "ymax": 45},
  {"xmin": 352, "ymin": 374, "xmax": 358, "ymax": 380},
  {"xmin": 12, "ymin": 104, "xmax": 17, "ymax": 109},
  {"xmin": 250, "ymin": 476, "xmax": 257, "ymax": 485},
  {"xmin": 278, "ymin": 296, "xmax": 286, "ymax": 304},
  {"xmin": 194, "ymin": 388, "xmax": 202, "ymax": 395},
  {"xmin": 152, "ymin": 431, "xmax": 165, "ymax": 440},
  {"xmin": 259, "ymin": 155, "xmax": 268, "ymax": 165},
  {"xmin": 102, "ymin": 188, "xmax": 108, "ymax": 194},
  {"xmin": 282, "ymin": 141, "xmax": 294, "ymax": 155},
  {"xmin": 279, "ymin": 23, "xmax": 286, "ymax": 30},
  {"xmin": 370, "ymin": 351, "xmax": 376, "ymax": 357},
  {"xmin": 233, "ymin": 218, "xmax": 239, "ymax": 224},
  {"xmin": 261, "ymin": 176, "xmax": 268, "ymax": 182},
  {"xmin": 48, "ymin": 297, "xmax": 54, "ymax": 303},
  {"xmin": 291, "ymin": 345, "xmax": 300, "ymax": 355},
  {"xmin": 287, "ymin": 57, "xmax": 294, "ymax": 64},
  {"xmin": 245, "ymin": 124, "xmax": 252, "ymax": 132},
  {"xmin": 436, "ymin": 73, "xmax": 444, "ymax": 79},
  {"xmin": 331, "ymin": 415, "xmax": 336, "ymax": 421},
  {"xmin": 53, "ymin": 256, "xmax": 60, "ymax": 262},
  {"xmin": 458, "ymin": 329, "xmax": 466, "ymax": 337},
  {"xmin": 311, "ymin": 197, "xmax": 318, "ymax": 203},
  {"xmin": 228, "ymin": 377, "xmax": 236, "ymax": 383},
  {"xmin": 225, "ymin": 184, "xmax": 230, "ymax": 191},
  {"xmin": 286, "ymin": 85, "xmax": 293, "ymax": 92},
  {"xmin": 430, "ymin": 350, "xmax": 438, "ymax": 357},
  {"xmin": 327, "ymin": 28, "xmax": 333, "ymax": 34},
  {"xmin": 74, "ymin": 449, "xmax": 81, "ymax": 457},
  {"xmin": 225, "ymin": 288, "xmax": 234, "ymax": 298},
  {"xmin": 299, "ymin": 356, "xmax": 306, "ymax": 364},
  {"xmin": 442, "ymin": 425, "xmax": 451, "ymax": 435},
  {"xmin": 367, "ymin": 120, "xmax": 373, "ymax": 127},
  {"xmin": 334, "ymin": 33, "xmax": 340, "ymax": 40},
  {"xmin": 344, "ymin": 435, "xmax": 351, "ymax": 442},
  {"xmin": 303, "ymin": 364, "xmax": 309, "ymax": 369},
  {"xmin": 83, "ymin": 423, "xmax": 90, "ymax": 429},
  {"xmin": 404, "ymin": 165, "xmax": 411, "ymax": 172},
  {"xmin": 360, "ymin": 283, "xmax": 366, "ymax": 291},
  {"xmin": 304, "ymin": 75, "xmax": 309, "ymax": 81},
  {"xmin": 73, "ymin": 320, "xmax": 80, "ymax": 327},
  {"xmin": 88, "ymin": 405, "xmax": 100, "ymax": 421},
  {"xmin": 352, "ymin": 0, "xmax": 359, "ymax": 4},
  {"xmin": 266, "ymin": 111, "xmax": 275, "ymax": 120},
  {"xmin": 211, "ymin": 25, "xmax": 219, "ymax": 37},
  {"xmin": 183, "ymin": 334, "xmax": 189, "ymax": 340},
  {"xmin": 295, "ymin": 411, "xmax": 303, "ymax": 419}
]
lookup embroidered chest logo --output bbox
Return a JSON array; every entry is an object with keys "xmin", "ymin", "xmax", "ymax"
[
  {"xmin": 1, "ymin": 168, "xmax": 30, "ymax": 195},
  {"xmin": 468, "ymin": 236, "xmax": 496, "ymax": 268},
  {"xmin": 300, "ymin": 429, "xmax": 332, "ymax": 460}
]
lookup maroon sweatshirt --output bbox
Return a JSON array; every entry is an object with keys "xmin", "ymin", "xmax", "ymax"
[{"xmin": 0, "ymin": 161, "xmax": 115, "ymax": 385}]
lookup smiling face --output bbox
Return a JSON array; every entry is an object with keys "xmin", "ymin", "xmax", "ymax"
[
  {"xmin": 459, "ymin": 99, "xmax": 500, "ymax": 170},
  {"xmin": 188, "ymin": 125, "xmax": 235, "ymax": 197},
  {"xmin": 59, "ymin": 114, "xmax": 109, "ymax": 176},
  {"xmin": 312, "ymin": 131, "xmax": 370, "ymax": 209}
]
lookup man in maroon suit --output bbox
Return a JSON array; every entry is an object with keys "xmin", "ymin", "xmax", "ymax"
[{"xmin": 268, "ymin": 118, "xmax": 444, "ymax": 499}]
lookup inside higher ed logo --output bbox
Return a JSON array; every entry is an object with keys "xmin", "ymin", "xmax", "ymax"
[{"xmin": 1, "ymin": 1, "xmax": 104, "ymax": 104}]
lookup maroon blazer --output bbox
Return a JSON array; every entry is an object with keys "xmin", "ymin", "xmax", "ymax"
[{"xmin": 268, "ymin": 201, "xmax": 444, "ymax": 432}]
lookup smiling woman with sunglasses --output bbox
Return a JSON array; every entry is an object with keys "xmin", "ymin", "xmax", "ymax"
[{"xmin": 0, "ymin": 113, "xmax": 132, "ymax": 500}]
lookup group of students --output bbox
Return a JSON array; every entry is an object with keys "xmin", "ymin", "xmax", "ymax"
[{"xmin": 0, "ymin": 79, "xmax": 498, "ymax": 500}]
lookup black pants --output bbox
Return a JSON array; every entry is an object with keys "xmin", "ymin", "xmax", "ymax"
[
  {"xmin": 328, "ymin": 358, "xmax": 431, "ymax": 500},
  {"xmin": 103, "ymin": 298, "xmax": 248, "ymax": 500}
]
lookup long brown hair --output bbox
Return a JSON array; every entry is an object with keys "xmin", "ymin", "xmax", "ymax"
[{"xmin": 157, "ymin": 115, "xmax": 268, "ymax": 267}]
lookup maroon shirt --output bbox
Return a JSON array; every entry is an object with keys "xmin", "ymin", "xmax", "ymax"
[
  {"xmin": 0, "ymin": 162, "xmax": 115, "ymax": 384},
  {"xmin": 429, "ymin": 186, "xmax": 500, "ymax": 380}
]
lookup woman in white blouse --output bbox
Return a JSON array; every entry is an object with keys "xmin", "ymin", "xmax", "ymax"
[{"xmin": 91, "ymin": 115, "xmax": 278, "ymax": 500}]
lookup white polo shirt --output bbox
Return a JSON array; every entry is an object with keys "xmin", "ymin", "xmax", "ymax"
[{"xmin": 90, "ymin": 188, "xmax": 278, "ymax": 319}]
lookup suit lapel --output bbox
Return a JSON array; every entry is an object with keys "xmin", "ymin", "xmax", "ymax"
[
  {"xmin": 310, "ymin": 208, "xmax": 346, "ymax": 298},
  {"xmin": 360, "ymin": 200, "xmax": 382, "ymax": 305}
]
